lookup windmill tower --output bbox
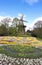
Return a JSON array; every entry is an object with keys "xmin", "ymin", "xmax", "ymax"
[{"xmin": 19, "ymin": 14, "xmax": 26, "ymax": 34}]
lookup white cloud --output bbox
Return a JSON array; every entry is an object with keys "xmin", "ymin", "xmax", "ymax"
[
  {"xmin": 0, "ymin": 16, "xmax": 13, "ymax": 21},
  {"xmin": 33, "ymin": 17, "xmax": 42, "ymax": 23},
  {"xmin": 26, "ymin": 17, "xmax": 42, "ymax": 31},
  {"xmin": 0, "ymin": 16, "xmax": 5, "ymax": 21},
  {"xmin": 23, "ymin": 0, "xmax": 39, "ymax": 5}
]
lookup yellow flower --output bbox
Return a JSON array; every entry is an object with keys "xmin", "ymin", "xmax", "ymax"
[{"xmin": 27, "ymin": 37, "xmax": 33, "ymax": 41}]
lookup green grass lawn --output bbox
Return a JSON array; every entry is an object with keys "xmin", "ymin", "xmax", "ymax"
[{"xmin": 0, "ymin": 45, "xmax": 42, "ymax": 58}]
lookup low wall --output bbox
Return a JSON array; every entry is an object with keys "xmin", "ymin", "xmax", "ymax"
[{"xmin": 0, "ymin": 54, "xmax": 42, "ymax": 65}]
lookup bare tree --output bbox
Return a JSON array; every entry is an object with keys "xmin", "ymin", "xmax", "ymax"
[
  {"xmin": 1, "ymin": 17, "xmax": 11, "ymax": 28},
  {"xmin": 32, "ymin": 20, "xmax": 42, "ymax": 38},
  {"xmin": 34, "ymin": 20, "xmax": 42, "ymax": 28}
]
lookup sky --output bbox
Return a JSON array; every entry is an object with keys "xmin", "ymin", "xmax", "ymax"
[{"xmin": 0, "ymin": 0, "xmax": 42, "ymax": 30}]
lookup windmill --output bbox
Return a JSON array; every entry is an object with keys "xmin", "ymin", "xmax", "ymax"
[
  {"xmin": 12, "ymin": 14, "xmax": 27, "ymax": 34},
  {"xmin": 18, "ymin": 14, "xmax": 27, "ymax": 34}
]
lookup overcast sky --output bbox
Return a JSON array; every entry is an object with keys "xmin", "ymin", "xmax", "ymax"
[{"xmin": 0, "ymin": 0, "xmax": 42, "ymax": 30}]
